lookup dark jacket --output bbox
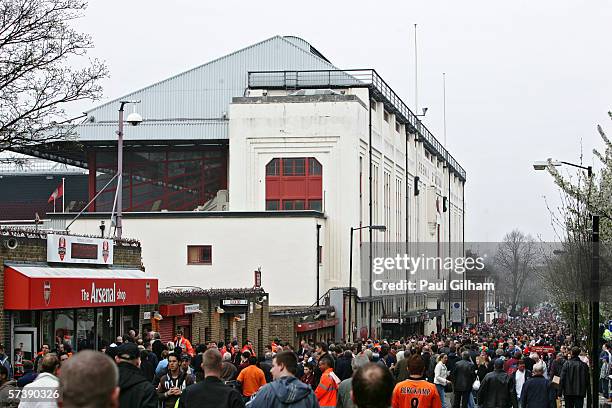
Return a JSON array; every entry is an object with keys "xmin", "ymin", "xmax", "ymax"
[
  {"xmin": 452, "ymin": 359, "xmax": 476, "ymax": 392},
  {"xmin": 260, "ymin": 358, "xmax": 274, "ymax": 383},
  {"xmin": 335, "ymin": 355, "xmax": 353, "ymax": 382},
  {"xmin": 16, "ymin": 370, "xmax": 38, "ymax": 387},
  {"xmin": 560, "ymin": 357, "xmax": 589, "ymax": 397},
  {"xmin": 549, "ymin": 357, "xmax": 565, "ymax": 379},
  {"xmin": 395, "ymin": 358, "xmax": 410, "ymax": 383},
  {"xmin": 158, "ymin": 370, "xmax": 194, "ymax": 408},
  {"xmin": 178, "ymin": 375, "xmax": 244, "ymax": 408},
  {"xmin": 140, "ymin": 357, "xmax": 156, "ymax": 383},
  {"xmin": 118, "ymin": 362, "xmax": 158, "ymax": 408},
  {"xmin": 447, "ymin": 352, "xmax": 460, "ymax": 373},
  {"xmin": 152, "ymin": 339, "xmax": 167, "ymax": 361},
  {"xmin": 523, "ymin": 357, "xmax": 535, "ymax": 372},
  {"xmin": 478, "ymin": 369, "xmax": 518, "ymax": 408},
  {"xmin": 477, "ymin": 363, "xmax": 491, "ymax": 382},
  {"xmin": 247, "ymin": 375, "xmax": 318, "ymax": 408},
  {"xmin": 520, "ymin": 375, "xmax": 554, "ymax": 408}
]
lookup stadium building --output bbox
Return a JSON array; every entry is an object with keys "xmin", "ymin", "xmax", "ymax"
[{"xmin": 21, "ymin": 36, "xmax": 466, "ymax": 339}]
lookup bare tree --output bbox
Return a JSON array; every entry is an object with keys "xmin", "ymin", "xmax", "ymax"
[
  {"xmin": 0, "ymin": 0, "xmax": 108, "ymax": 152},
  {"xmin": 494, "ymin": 230, "xmax": 539, "ymax": 314}
]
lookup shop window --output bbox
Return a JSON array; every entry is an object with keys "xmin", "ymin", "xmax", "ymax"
[
  {"xmin": 55, "ymin": 310, "xmax": 74, "ymax": 350},
  {"xmin": 187, "ymin": 245, "xmax": 212, "ymax": 265}
]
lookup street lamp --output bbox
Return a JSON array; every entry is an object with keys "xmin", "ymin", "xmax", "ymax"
[
  {"xmin": 115, "ymin": 100, "xmax": 142, "ymax": 239},
  {"xmin": 532, "ymin": 159, "xmax": 592, "ymax": 177},
  {"xmin": 348, "ymin": 224, "xmax": 386, "ymax": 342},
  {"xmin": 533, "ymin": 158, "xmax": 599, "ymax": 408}
]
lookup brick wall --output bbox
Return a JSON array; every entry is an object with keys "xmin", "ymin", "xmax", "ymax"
[
  {"xmin": 157, "ymin": 290, "xmax": 269, "ymax": 353},
  {"xmin": 269, "ymin": 315, "xmax": 336, "ymax": 347}
]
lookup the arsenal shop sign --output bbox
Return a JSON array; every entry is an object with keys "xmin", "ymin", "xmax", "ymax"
[
  {"xmin": 4, "ymin": 266, "xmax": 158, "ymax": 310},
  {"xmin": 47, "ymin": 234, "xmax": 114, "ymax": 265}
]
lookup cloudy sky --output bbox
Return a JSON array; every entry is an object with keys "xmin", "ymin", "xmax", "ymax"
[{"xmin": 67, "ymin": 0, "xmax": 612, "ymax": 241}]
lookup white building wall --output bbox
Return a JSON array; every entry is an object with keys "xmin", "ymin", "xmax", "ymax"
[
  {"xmin": 63, "ymin": 215, "xmax": 324, "ymax": 306},
  {"xmin": 229, "ymin": 94, "xmax": 367, "ymax": 297},
  {"xmin": 228, "ymin": 91, "xmax": 465, "ymax": 317}
]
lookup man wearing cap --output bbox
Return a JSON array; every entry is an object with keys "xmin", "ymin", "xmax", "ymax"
[
  {"xmin": 115, "ymin": 342, "xmax": 157, "ymax": 408},
  {"xmin": 477, "ymin": 358, "xmax": 518, "ymax": 408}
]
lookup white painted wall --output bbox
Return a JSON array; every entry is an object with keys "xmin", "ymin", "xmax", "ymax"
[
  {"xmin": 228, "ymin": 89, "xmax": 466, "ymax": 334},
  {"xmin": 229, "ymin": 94, "xmax": 367, "ymax": 296},
  {"xmin": 64, "ymin": 215, "xmax": 325, "ymax": 306}
]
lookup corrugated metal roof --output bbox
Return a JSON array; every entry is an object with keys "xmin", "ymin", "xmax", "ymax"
[
  {"xmin": 76, "ymin": 120, "xmax": 228, "ymax": 141},
  {"xmin": 81, "ymin": 35, "xmax": 336, "ymax": 141}
]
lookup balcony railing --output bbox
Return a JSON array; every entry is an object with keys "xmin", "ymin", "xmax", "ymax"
[{"xmin": 248, "ymin": 69, "xmax": 466, "ymax": 181}]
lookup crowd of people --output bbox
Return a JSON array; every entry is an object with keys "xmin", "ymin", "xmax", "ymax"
[{"xmin": 0, "ymin": 306, "xmax": 610, "ymax": 408}]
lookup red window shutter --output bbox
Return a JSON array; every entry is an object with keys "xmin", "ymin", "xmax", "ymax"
[
  {"xmin": 176, "ymin": 314, "xmax": 191, "ymax": 327},
  {"xmin": 159, "ymin": 318, "xmax": 175, "ymax": 343}
]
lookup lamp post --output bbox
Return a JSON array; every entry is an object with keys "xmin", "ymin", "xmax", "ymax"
[
  {"xmin": 533, "ymin": 159, "xmax": 599, "ymax": 408},
  {"xmin": 348, "ymin": 224, "xmax": 386, "ymax": 342},
  {"xmin": 115, "ymin": 100, "xmax": 142, "ymax": 238}
]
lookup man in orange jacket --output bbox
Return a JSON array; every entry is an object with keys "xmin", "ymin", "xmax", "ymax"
[
  {"xmin": 314, "ymin": 355, "xmax": 339, "ymax": 408},
  {"xmin": 173, "ymin": 330, "xmax": 194, "ymax": 357}
]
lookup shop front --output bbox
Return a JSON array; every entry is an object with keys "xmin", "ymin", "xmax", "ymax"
[
  {"xmin": 380, "ymin": 316, "xmax": 404, "ymax": 340},
  {"xmin": 156, "ymin": 303, "xmax": 202, "ymax": 343},
  {"xmin": 5, "ymin": 263, "xmax": 158, "ymax": 355}
]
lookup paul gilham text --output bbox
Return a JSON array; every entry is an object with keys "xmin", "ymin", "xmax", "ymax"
[{"xmin": 372, "ymin": 279, "xmax": 495, "ymax": 292}]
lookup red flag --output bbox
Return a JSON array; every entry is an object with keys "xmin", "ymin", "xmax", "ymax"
[{"xmin": 47, "ymin": 182, "xmax": 64, "ymax": 203}]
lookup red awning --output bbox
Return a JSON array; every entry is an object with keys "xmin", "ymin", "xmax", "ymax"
[
  {"xmin": 295, "ymin": 318, "xmax": 339, "ymax": 333},
  {"xmin": 4, "ymin": 264, "xmax": 158, "ymax": 310}
]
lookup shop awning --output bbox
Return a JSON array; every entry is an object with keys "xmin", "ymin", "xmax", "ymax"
[{"xmin": 4, "ymin": 263, "xmax": 158, "ymax": 310}]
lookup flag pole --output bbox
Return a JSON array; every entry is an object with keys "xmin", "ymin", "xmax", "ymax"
[{"xmin": 62, "ymin": 177, "xmax": 65, "ymax": 213}]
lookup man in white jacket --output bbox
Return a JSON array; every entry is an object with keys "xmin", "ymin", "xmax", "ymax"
[{"xmin": 18, "ymin": 354, "xmax": 60, "ymax": 408}]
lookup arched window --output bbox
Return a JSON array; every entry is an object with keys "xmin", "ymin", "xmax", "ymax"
[{"xmin": 265, "ymin": 157, "xmax": 322, "ymax": 211}]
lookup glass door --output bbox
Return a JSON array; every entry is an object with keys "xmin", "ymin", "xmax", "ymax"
[{"xmin": 76, "ymin": 309, "xmax": 95, "ymax": 351}]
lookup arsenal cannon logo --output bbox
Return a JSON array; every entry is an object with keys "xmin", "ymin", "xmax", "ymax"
[
  {"xmin": 57, "ymin": 237, "xmax": 66, "ymax": 261},
  {"xmin": 43, "ymin": 281, "xmax": 51, "ymax": 306},
  {"xmin": 102, "ymin": 240, "xmax": 110, "ymax": 263}
]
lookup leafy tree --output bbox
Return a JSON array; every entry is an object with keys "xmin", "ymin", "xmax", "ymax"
[
  {"xmin": 0, "ymin": 0, "xmax": 107, "ymax": 152},
  {"xmin": 541, "ymin": 112, "xmax": 612, "ymax": 338}
]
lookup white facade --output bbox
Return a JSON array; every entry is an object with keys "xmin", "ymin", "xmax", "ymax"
[
  {"xmin": 229, "ymin": 90, "xmax": 465, "ymax": 293},
  {"xmin": 51, "ymin": 214, "xmax": 324, "ymax": 306},
  {"xmin": 229, "ymin": 88, "xmax": 465, "ymax": 336}
]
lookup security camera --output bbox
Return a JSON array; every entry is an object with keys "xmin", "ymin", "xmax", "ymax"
[
  {"xmin": 126, "ymin": 112, "xmax": 143, "ymax": 126},
  {"xmin": 4, "ymin": 238, "xmax": 18, "ymax": 250}
]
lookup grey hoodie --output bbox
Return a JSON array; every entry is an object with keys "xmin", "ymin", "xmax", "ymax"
[{"xmin": 247, "ymin": 375, "xmax": 319, "ymax": 408}]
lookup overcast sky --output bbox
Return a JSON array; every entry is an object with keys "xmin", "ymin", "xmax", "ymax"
[{"xmin": 65, "ymin": 0, "xmax": 612, "ymax": 241}]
